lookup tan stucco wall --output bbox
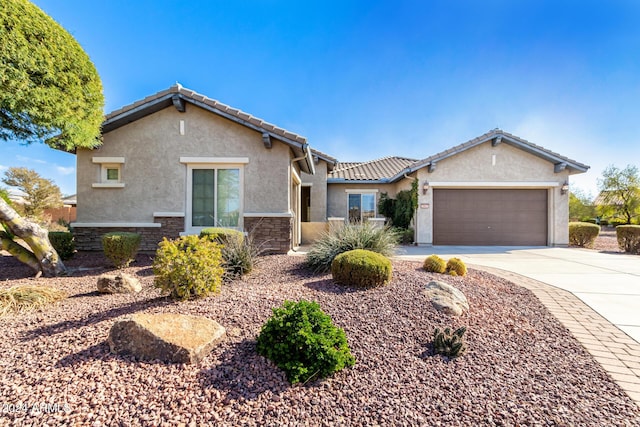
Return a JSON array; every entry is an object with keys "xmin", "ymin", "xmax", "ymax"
[
  {"xmin": 414, "ymin": 141, "xmax": 571, "ymax": 246},
  {"xmin": 326, "ymin": 181, "xmax": 410, "ymax": 219},
  {"xmin": 76, "ymin": 105, "xmax": 292, "ymax": 225},
  {"xmin": 301, "ymin": 160, "xmax": 329, "ymax": 222}
]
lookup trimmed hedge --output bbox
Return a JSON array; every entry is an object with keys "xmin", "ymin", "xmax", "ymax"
[
  {"xmin": 199, "ymin": 227, "xmax": 244, "ymax": 245},
  {"xmin": 331, "ymin": 249, "xmax": 392, "ymax": 288},
  {"xmin": 48, "ymin": 231, "xmax": 75, "ymax": 260},
  {"xmin": 102, "ymin": 232, "xmax": 141, "ymax": 268},
  {"xmin": 569, "ymin": 222, "xmax": 600, "ymax": 248},
  {"xmin": 616, "ymin": 225, "xmax": 640, "ymax": 254}
]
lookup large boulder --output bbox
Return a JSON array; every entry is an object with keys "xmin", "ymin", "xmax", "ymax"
[
  {"xmin": 108, "ymin": 313, "xmax": 226, "ymax": 364},
  {"xmin": 97, "ymin": 273, "xmax": 141, "ymax": 294},
  {"xmin": 424, "ymin": 281, "xmax": 469, "ymax": 316}
]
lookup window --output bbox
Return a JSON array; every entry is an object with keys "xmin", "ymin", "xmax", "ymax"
[
  {"xmin": 92, "ymin": 157, "xmax": 125, "ymax": 188},
  {"xmin": 348, "ymin": 193, "xmax": 376, "ymax": 223},
  {"xmin": 190, "ymin": 168, "xmax": 241, "ymax": 228}
]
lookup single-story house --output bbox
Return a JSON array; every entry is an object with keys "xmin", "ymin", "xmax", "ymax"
[{"xmin": 71, "ymin": 85, "xmax": 589, "ymax": 251}]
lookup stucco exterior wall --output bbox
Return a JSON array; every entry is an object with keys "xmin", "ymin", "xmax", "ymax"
[
  {"xmin": 326, "ymin": 182, "xmax": 407, "ymax": 219},
  {"xmin": 76, "ymin": 105, "xmax": 292, "ymax": 226},
  {"xmin": 414, "ymin": 142, "xmax": 571, "ymax": 246},
  {"xmin": 301, "ymin": 160, "xmax": 329, "ymax": 222}
]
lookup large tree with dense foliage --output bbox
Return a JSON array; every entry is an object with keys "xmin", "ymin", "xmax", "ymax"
[
  {"xmin": 0, "ymin": 0, "xmax": 104, "ymax": 150},
  {"xmin": 2, "ymin": 167, "xmax": 62, "ymax": 218},
  {"xmin": 0, "ymin": 0, "xmax": 105, "ymax": 276},
  {"xmin": 597, "ymin": 164, "xmax": 640, "ymax": 225},
  {"xmin": 569, "ymin": 187, "xmax": 595, "ymax": 222}
]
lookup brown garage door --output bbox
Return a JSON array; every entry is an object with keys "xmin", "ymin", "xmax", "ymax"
[{"xmin": 433, "ymin": 189, "xmax": 548, "ymax": 245}]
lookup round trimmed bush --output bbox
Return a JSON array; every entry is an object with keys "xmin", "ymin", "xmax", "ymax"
[
  {"xmin": 445, "ymin": 257, "xmax": 467, "ymax": 276},
  {"xmin": 256, "ymin": 300, "xmax": 355, "ymax": 384},
  {"xmin": 616, "ymin": 225, "xmax": 640, "ymax": 254},
  {"xmin": 48, "ymin": 231, "xmax": 75, "ymax": 260},
  {"xmin": 102, "ymin": 232, "xmax": 141, "ymax": 268},
  {"xmin": 152, "ymin": 235, "xmax": 224, "ymax": 300},
  {"xmin": 569, "ymin": 221, "xmax": 600, "ymax": 248},
  {"xmin": 199, "ymin": 227, "xmax": 244, "ymax": 245},
  {"xmin": 331, "ymin": 249, "xmax": 392, "ymax": 288},
  {"xmin": 423, "ymin": 254, "xmax": 446, "ymax": 273}
]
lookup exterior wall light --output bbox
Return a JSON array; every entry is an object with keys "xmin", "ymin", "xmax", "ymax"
[
  {"xmin": 561, "ymin": 182, "xmax": 569, "ymax": 195},
  {"xmin": 422, "ymin": 181, "xmax": 429, "ymax": 195}
]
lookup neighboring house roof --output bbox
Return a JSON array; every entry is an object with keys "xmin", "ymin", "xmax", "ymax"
[
  {"xmin": 62, "ymin": 194, "xmax": 77, "ymax": 206},
  {"xmin": 329, "ymin": 156, "xmax": 418, "ymax": 182},
  {"xmin": 328, "ymin": 129, "xmax": 590, "ymax": 184},
  {"xmin": 100, "ymin": 84, "xmax": 315, "ymax": 174},
  {"xmin": 593, "ymin": 191, "xmax": 627, "ymax": 206}
]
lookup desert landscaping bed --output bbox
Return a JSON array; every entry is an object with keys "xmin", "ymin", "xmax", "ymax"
[{"xmin": 1, "ymin": 252, "xmax": 639, "ymax": 426}]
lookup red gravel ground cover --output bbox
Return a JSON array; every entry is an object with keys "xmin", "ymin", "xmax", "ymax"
[{"xmin": 1, "ymin": 251, "xmax": 639, "ymax": 426}]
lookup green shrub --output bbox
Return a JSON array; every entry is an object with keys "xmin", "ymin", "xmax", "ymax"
[
  {"xmin": 423, "ymin": 254, "xmax": 446, "ymax": 273},
  {"xmin": 199, "ymin": 227, "xmax": 244, "ymax": 245},
  {"xmin": 433, "ymin": 326, "xmax": 467, "ymax": 358},
  {"xmin": 331, "ymin": 249, "xmax": 392, "ymax": 288},
  {"xmin": 445, "ymin": 257, "xmax": 467, "ymax": 276},
  {"xmin": 569, "ymin": 222, "xmax": 600, "ymax": 248},
  {"xmin": 220, "ymin": 231, "xmax": 262, "ymax": 282},
  {"xmin": 307, "ymin": 222, "xmax": 399, "ymax": 273},
  {"xmin": 396, "ymin": 227, "xmax": 414, "ymax": 244},
  {"xmin": 48, "ymin": 231, "xmax": 75, "ymax": 260},
  {"xmin": 102, "ymin": 232, "xmax": 141, "ymax": 268},
  {"xmin": 153, "ymin": 235, "xmax": 224, "ymax": 300},
  {"xmin": 616, "ymin": 225, "xmax": 640, "ymax": 254},
  {"xmin": 256, "ymin": 300, "xmax": 355, "ymax": 384}
]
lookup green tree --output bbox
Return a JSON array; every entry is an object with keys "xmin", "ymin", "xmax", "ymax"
[
  {"xmin": 0, "ymin": 0, "xmax": 105, "ymax": 276},
  {"xmin": 0, "ymin": 0, "xmax": 104, "ymax": 150},
  {"xmin": 2, "ymin": 167, "xmax": 62, "ymax": 218},
  {"xmin": 597, "ymin": 164, "xmax": 640, "ymax": 225},
  {"xmin": 569, "ymin": 186, "xmax": 595, "ymax": 222}
]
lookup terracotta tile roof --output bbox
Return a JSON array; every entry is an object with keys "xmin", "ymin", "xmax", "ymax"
[
  {"xmin": 104, "ymin": 83, "xmax": 308, "ymax": 145},
  {"xmin": 329, "ymin": 156, "xmax": 418, "ymax": 181},
  {"xmin": 408, "ymin": 128, "xmax": 589, "ymax": 174}
]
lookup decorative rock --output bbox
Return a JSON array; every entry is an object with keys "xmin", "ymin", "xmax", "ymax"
[
  {"xmin": 424, "ymin": 281, "xmax": 469, "ymax": 316},
  {"xmin": 108, "ymin": 313, "xmax": 226, "ymax": 364},
  {"xmin": 97, "ymin": 273, "xmax": 142, "ymax": 294}
]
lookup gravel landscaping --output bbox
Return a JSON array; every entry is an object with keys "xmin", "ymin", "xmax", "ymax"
[{"xmin": 1, "ymin": 251, "xmax": 639, "ymax": 426}]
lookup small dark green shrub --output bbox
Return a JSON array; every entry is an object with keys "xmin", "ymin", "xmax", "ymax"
[
  {"xmin": 102, "ymin": 232, "xmax": 141, "ymax": 268},
  {"xmin": 331, "ymin": 249, "xmax": 392, "ymax": 288},
  {"xmin": 433, "ymin": 326, "xmax": 467, "ymax": 358},
  {"xmin": 423, "ymin": 254, "xmax": 446, "ymax": 273},
  {"xmin": 153, "ymin": 235, "xmax": 224, "ymax": 300},
  {"xmin": 569, "ymin": 222, "xmax": 600, "ymax": 248},
  {"xmin": 445, "ymin": 257, "xmax": 467, "ymax": 276},
  {"xmin": 199, "ymin": 227, "xmax": 244, "ymax": 245},
  {"xmin": 256, "ymin": 300, "xmax": 355, "ymax": 384},
  {"xmin": 48, "ymin": 231, "xmax": 75, "ymax": 260},
  {"xmin": 616, "ymin": 225, "xmax": 640, "ymax": 254},
  {"xmin": 307, "ymin": 222, "xmax": 399, "ymax": 273},
  {"xmin": 395, "ymin": 227, "xmax": 414, "ymax": 244}
]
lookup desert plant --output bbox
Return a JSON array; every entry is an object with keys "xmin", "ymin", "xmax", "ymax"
[
  {"xmin": 616, "ymin": 225, "xmax": 640, "ymax": 254},
  {"xmin": 199, "ymin": 227, "xmax": 244, "ymax": 245},
  {"xmin": 568, "ymin": 222, "xmax": 600, "ymax": 248},
  {"xmin": 256, "ymin": 300, "xmax": 355, "ymax": 384},
  {"xmin": 331, "ymin": 249, "xmax": 392, "ymax": 288},
  {"xmin": 423, "ymin": 254, "xmax": 446, "ymax": 273},
  {"xmin": 153, "ymin": 235, "xmax": 224, "ymax": 300},
  {"xmin": 102, "ymin": 232, "xmax": 141, "ymax": 268},
  {"xmin": 48, "ymin": 231, "xmax": 75, "ymax": 260},
  {"xmin": 220, "ymin": 231, "xmax": 263, "ymax": 281},
  {"xmin": 0, "ymin": 286, "xmax": 66, "ymax": 316},
  {"xmin": 433, "ymin": 326, "xmax": 467, "ymax": 358},
  {"xmin": 306, "ymin": 222, "xmax": 399, "ymax": 273},
  {"xmin": 445, "ymin": 257, "xmax": 467, "ymax": 276}
]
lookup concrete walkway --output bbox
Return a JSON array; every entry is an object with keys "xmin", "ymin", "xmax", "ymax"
[{"xmin": 392, "ymin": 246, "xmax": 640, "ymax": 404}]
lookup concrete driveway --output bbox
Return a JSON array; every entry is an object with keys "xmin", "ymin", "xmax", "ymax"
[{"xmin": 394, "ymin": 246, "xmax": 640, "ymax": 343}]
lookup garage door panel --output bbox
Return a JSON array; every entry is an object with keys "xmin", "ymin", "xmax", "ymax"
[{"xmin": 433, "ymin": 189, "xmax": 547, "ymax": 246}]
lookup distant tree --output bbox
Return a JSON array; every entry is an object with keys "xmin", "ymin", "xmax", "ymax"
[
  {"xmin": 569, "ymin": 187, "xmax": 595, "ymax": 222},
  {"xmin": 0, "ymin": 187, "xmax": 10, "ymax": 204},
  {"xmin": 0, "ymin": 0, "xmax": 104, "ymax": 150},
  {"xmin": 0, "ymin": 0, "xmax": 104, "ymax": 276},
  {"xmin": 2, "ymin": 167, "xmax": 62, "ymax": 218},
  {"xmin": 597, "ymin": 164, "xmax": 640, "ymax": 225}
]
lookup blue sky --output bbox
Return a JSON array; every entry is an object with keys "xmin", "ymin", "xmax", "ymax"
[{"xmin": 3, "ymin": 0, "xmax": 640, "ymax": 198}]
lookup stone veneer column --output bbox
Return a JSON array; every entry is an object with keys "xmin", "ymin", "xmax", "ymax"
[{"xmin": 244, "ymin": 216, "xmax": 292, "ymax": 254}]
